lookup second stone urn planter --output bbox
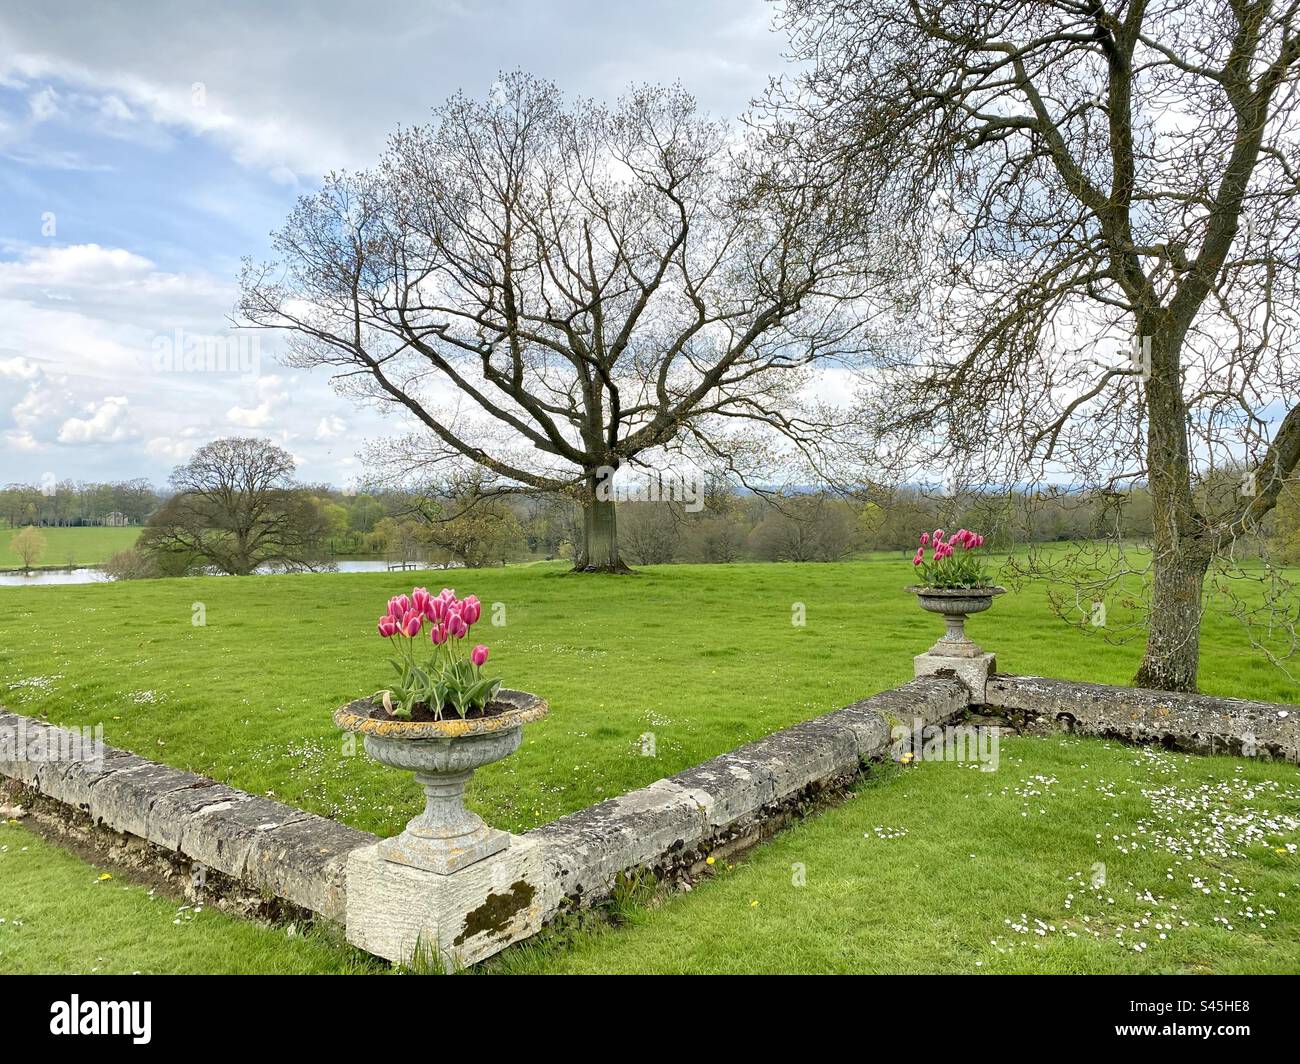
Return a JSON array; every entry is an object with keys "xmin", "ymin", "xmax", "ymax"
[
  {"xmin": 334, "ymin": 688, "xmax": 548, "ymax": 875},
  {"xmin": 907, "ymin": 585, "xmax": 1006, "ymax": 658}
]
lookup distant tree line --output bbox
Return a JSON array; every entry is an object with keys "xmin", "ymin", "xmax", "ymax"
[
  {"xmin": 31, "ymin": 437, "xmax": 1292, "ymax": 578},
  {"xmin": 0, "ymin": 480, "xmax": 159, "ymax": 527}
]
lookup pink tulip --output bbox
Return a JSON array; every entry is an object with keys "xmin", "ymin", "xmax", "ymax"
[
  {"xmin": 411, "ymin": 587, "xmax": 430, "ymax": 614},
  {"xmin": 919, "ymin": 532, "xmax": 930, "ymax": 546},
  {"xmin": 462, "ymin": 596, "xmax": 482, "ymax": 625},
  {"xmin": 912, "ymin": 547, "xmax": 924, "ymax": 566},
  {"xmin": 401, "ymin": 610, "xmax": 423, "ymax": 638},
  {"xmin": 933, "ymin": 529, "xmax": 944, "ymax": 542},
  {"xmin": 974, "ymin": 534, "xmax": 984, "ymax": 547},
  {"xmin": 377, "ymin": 616, "xmax": 398, "ymax": 638},
  {"xmin": 429, "ymin": 623, "xmax": 448, "ymax": 646},
  {"xmin": 387, "ymin": 596, "xmax": 405, "ymax": 621},
  {"xmin": 448, "ymin": 615, "xmax": 469, "ymax": 639},
  {"xmin": 439, "ymin": 588, "xmax": 456, "ymax": 602},
  {"xmin": 471, "ymin": 644, "xmax": 489, "ymax": 667}
]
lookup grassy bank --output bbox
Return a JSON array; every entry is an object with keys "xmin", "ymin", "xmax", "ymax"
[
  {"xmin": 0, "ymin": 821, "xmax": 381, "ymax": 974},
  {"xmin": 0, "ymin": 526, "xmax": 140, "ymax": 569}
]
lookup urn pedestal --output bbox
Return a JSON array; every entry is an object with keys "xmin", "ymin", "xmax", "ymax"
[
  {"xmin": 333, "ymin": 689, "xmax": 551, "ymax": 971},
  {"xmin": 908, "ymin": 587, "xmax": 1005, "ymax": 704}
]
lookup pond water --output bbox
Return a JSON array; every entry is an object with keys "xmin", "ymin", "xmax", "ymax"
[
  {"xmin": 0, "ymin": 559, "xmax": 452, "ymax": 587},
  {"xmin": 0, "ymin": 567, "xmax": 115, "ymax": 587}
]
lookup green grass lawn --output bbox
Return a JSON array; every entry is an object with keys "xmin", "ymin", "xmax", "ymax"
[
  {"xmin": 1, "ymin": 557, "xmax": 1298, "ymax": 974},
  {"xmin": 0, "ymin": 559, "xmax": 1297, "ymax": 839},
  {"xmin": 0, "ymin": 526, "xmax": 140, "ymax": 569},
  {"xmin": 5, "ymin": 733, "xmax": 1298, "ymax": 974},
  {"xmin": 0, "ymin": 821, "xmax": 383, "ymax": 974},
  {"xmin": 494, "ymin": 734, "xmax": 1300, "ymax": 974}
]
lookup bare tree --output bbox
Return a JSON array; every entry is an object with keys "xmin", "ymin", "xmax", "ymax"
[
  {"xmin": 9, "ymin": 526, "xmax": 45, "ymax": 572},
  {"xmin": 140, "ymin": 438, "xmax": 331, "ymax": 575},
  {"xmin": 775, "ymin": 0, "xmax": 1300, "ymax": 690},
  {"xmin": 239, "ymin": 72, "xmax": 886, "ymax": 572},
  {"xmin": 618, "ymin": 503, "xmax": 684, "ymax": 565}
]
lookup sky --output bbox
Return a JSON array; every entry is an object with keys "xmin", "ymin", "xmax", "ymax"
[{"xmin": 0, "ymin": 0, "xmax": 787, "ymax": 488}]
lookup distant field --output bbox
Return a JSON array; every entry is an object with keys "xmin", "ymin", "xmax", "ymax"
[{"xmin": 0, "ymin": 526, "xmax": 140, "ymax": 568}]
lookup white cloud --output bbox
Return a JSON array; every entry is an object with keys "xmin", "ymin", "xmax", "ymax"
[
  {"xmin": 28, "ymin": 86, "xmax": 61, "ymax": 121},
  {"xmin": 0, "ymin": 354, "xmax": 40, "ymax": 380},
  {"xmin": 227, "ymin": 375, "xmax": 290, "ymax": 428},
  {"xmin": 0, "ymin": 1, "xmax": 781, "ymax": 180},
  {"xmin": 315, "ymin": 414, "xmax": 347, "ymax": 439},
  {"xmin": 57, "ymin": 394, "xmax": 135, "ymax": 443},
  {"xmin": 145, "ymin": 436, "xmax": 195, "ymax": 464},
  {"xmin": 0, "ymin": 239, "xmax": 387, "ymax": 482},
  {"xmin": 4, "ymin": 429, "xmax": 41, "ymax": 451},
  {"xmin": 0, "ymin": 242, "xmax": 155, "ymax": 288}
]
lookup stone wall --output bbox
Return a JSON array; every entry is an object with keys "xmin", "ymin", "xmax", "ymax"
[
  {"xmin": 986, "ymin": 674, "xmax": 1300, "ymax": 762},
  {"xmin": 524, "ymin": 675, "xmax": 969, "ymax": 911},
  {"xmin": 13, "ymin": 672, "xmax": 1298, "ymax": 970},
  {"xmin": 0, "ymin": 710, "xmax": 375, "ymax": 921},
  {"xmin": 343, "ymin": 675, "xmax": 972, "ymax": 969},
  {"xmin": 0, "ymin": 674, "xmax": 970, "ymax": 964}
]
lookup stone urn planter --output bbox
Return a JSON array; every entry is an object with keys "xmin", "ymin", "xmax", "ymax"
[
  {"xmin": 907, "ymin": 585, "xmax": 1006, "ymax": 658},
  {"xmin": 334, "ymin": 688, "xmax": 548, "ymax": 875}
]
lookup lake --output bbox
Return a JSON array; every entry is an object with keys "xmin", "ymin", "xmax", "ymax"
[{"xmin": 0, "ymin": 559, "xmax": 450, "ymax": 587}]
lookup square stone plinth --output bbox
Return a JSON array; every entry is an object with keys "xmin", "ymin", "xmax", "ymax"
[
  {"xmin": 914, "ymin": 651, "xmax": 995, "ymax": 705},
  {"xmin": 345, "ymin": 835, "xmax": 546, "ymax": 971}
]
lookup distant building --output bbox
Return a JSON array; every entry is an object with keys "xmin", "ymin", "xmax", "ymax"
[{"xmin": 104, "ymin": 511, "xmax": 129, "ymax": 527}]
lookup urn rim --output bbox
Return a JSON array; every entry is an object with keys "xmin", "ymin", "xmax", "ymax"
[
  {"xmin": 905, "ymin": 585, "xmax": 1007, "ymax": 597},
  {"xmin": 333, "ymin": 687, "xmax": 548, "ymax": 739}
]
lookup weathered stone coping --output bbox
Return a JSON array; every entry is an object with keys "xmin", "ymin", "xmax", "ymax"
[
  {"xmin": 0, "ymin": 710, "xmax": 376, "ymax": 921},
  {"xmin": 522, "ymin": 675, "xmax": 970, "ymax": 912},
  {"xmin": 986, "ymin": 674, "xmax": 1300, "ymax": 762}
]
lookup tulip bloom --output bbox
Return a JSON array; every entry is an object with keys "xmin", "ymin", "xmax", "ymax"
[
  {"xmin": 919, "ymin": 532, "xmax": 930, "ymax": 546},
  {"xmin": 374, "ymin": 587, "xmax": 501, "ymax": 720},
  {"xmin": 462, "ymin": 596, "xmax": 482, "ymax": 625},
  {"xmin": 912, "ymin": 547, "xmax": 924, "ymax": 566}
]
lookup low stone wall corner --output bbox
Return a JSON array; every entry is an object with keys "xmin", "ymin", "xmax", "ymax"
[{"xmin": 985, "ymin": 674, "xmax": 1300, "ymax": 762}]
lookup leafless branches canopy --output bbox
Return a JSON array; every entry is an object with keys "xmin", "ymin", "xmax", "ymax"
[
  {"xmin": 240, "ymin": 72, "xmax": 888, "ymax": 571},
  {"xmin": 775, "ymin": 0, "xmax": 1300, "ymax": 690}
]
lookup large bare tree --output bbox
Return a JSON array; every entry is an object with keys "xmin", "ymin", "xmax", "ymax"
[
  {"xmin": 239, "ymin": 72, "xmax": 884, "ymax": 571},
  {"xmin": 141, "ymin": 438, "xmax": 331, "ymax": 575},
  {"xmin": 775, "ymin": 0, "xmax": 1300, "ymax": 690}
]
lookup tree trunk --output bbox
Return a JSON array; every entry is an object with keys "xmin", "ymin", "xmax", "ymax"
[
  {"xmin": 1133, "ymin": 325, "xmax": 1209, "ymax": 692},
  {"xmin": 1134, "ymin": 532, "xmax": 1210, "ymax": 692},
  {"xmin": 575, "ymin": 492, "xmax": 631, "ymax": 573}
]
